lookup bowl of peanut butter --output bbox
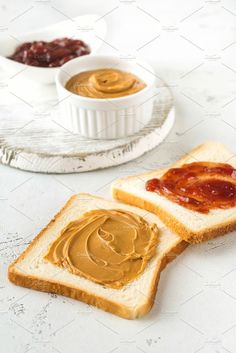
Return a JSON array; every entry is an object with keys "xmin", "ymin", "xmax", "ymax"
[{"xmin": 56, "ymin": 55, "xmax": 156, "ymax": 139}]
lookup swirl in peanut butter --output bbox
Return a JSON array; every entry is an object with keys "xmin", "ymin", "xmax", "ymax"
[
  {"xmin": 65, "ymin": 68, "xmax": 146, "ymax": 98},
  {"xmin": 44, "ymin": 209, "xmax": 158, "ymax": 288}
]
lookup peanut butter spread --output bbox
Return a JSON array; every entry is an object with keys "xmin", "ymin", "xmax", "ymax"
[
  {"xmin": 45, "ymin": 209, "xmax": 158, "ymax": 288},
  {"xmin": 65, "ymin": 68, "xmax": 146, "ymax": 98}
]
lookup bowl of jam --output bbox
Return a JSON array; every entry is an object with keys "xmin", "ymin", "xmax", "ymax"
[
  {"xmin": 8, "ymin": 38, "xmax": 90, "ymax": 69},
  {"xmin": 0, "ymin": 15, "xmax": 106, "ymax": 84}
]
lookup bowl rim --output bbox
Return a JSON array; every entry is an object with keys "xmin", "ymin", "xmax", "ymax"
[
  {"xmin": 0, "ymin": 55, "xmax": 59, "ymax": 71},
  {"xmin": 55, "ymin": 54, "xmax": 156, "ymax": 103}
]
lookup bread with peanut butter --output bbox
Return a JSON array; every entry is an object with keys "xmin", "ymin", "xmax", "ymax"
[
  {"xmin": 8, "ymin": 193, "xmax": 186, "ymax": 319},
  {"xmin": 112, "ymin": 141, "xmax": 236, "ymax": 244}
]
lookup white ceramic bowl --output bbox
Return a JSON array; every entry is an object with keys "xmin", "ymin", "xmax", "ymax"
[
  {"xmin": 0, "ymin": 14, "xmax": 106, "ymax": 84},
  {"xmin": 55, "ymin": 55, "xmax": 156, "ymax": 139}
]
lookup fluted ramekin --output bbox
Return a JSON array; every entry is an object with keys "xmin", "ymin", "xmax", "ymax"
[{"xmin": 55, "ymin": 55, "xmax": 156, "ymax": 139}]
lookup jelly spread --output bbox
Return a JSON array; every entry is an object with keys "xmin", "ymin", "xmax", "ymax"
[
  {"xmin": 65, "ymin": 68, "xmax": 146, "ymax": 98},
  {"xmin": 45, "ymin": 209, "xmax": 158, "ymax": 288},
  {"xmin": 8, "ymin": 38, "xmax": 90, "ymax": 67},
  {"xmin": 146, "ymin": 162, "xmax": 236, "ymax": 213}
]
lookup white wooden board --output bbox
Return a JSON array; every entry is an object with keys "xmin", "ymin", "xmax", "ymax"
[{"xmin": 0, "ymin": 83, "xmax": 174, "ymax": 173}]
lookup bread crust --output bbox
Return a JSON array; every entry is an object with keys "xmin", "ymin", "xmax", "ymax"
[
  {"xmin": 112, "ymin": 188, "xmax": 236, "ymax": 244},
  {"xmin": 112, "ymin": 142, "xmax": 236, "ymax": 244},
  {"xmin": 8, "ymin": 193, "xmax": 187, "ymax": 320}
]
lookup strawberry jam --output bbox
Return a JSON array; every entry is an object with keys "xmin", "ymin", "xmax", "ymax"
[
  {"xmin": 8, "ymin": 37, "xmax": 90, "ymax": 67},
  {"xmin": 146, "ymin": 162, "xmax": 236, "ymax": 213}
]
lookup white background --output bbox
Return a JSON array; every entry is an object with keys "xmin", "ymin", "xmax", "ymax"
[{"xmin": 1, "ymin": 1, "xmax": 236, "ymax": 352}]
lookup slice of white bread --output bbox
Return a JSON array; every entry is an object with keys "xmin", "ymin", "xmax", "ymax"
[
  {"xmin": 112, "ymin": 142, "xmax": 236, "ymax": 244},
  {"xmin": 8, "ymin": 193, "xmax": 186, "ymax": 320}
]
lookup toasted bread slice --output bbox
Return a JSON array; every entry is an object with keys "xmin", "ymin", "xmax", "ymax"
[
  {"xmin": 8, "ymin": 193, "xmax": 186, "ymax": 319},
  {"xmin": 112, "ymin": 142, "xmax": 236, "ymax": 244}
]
